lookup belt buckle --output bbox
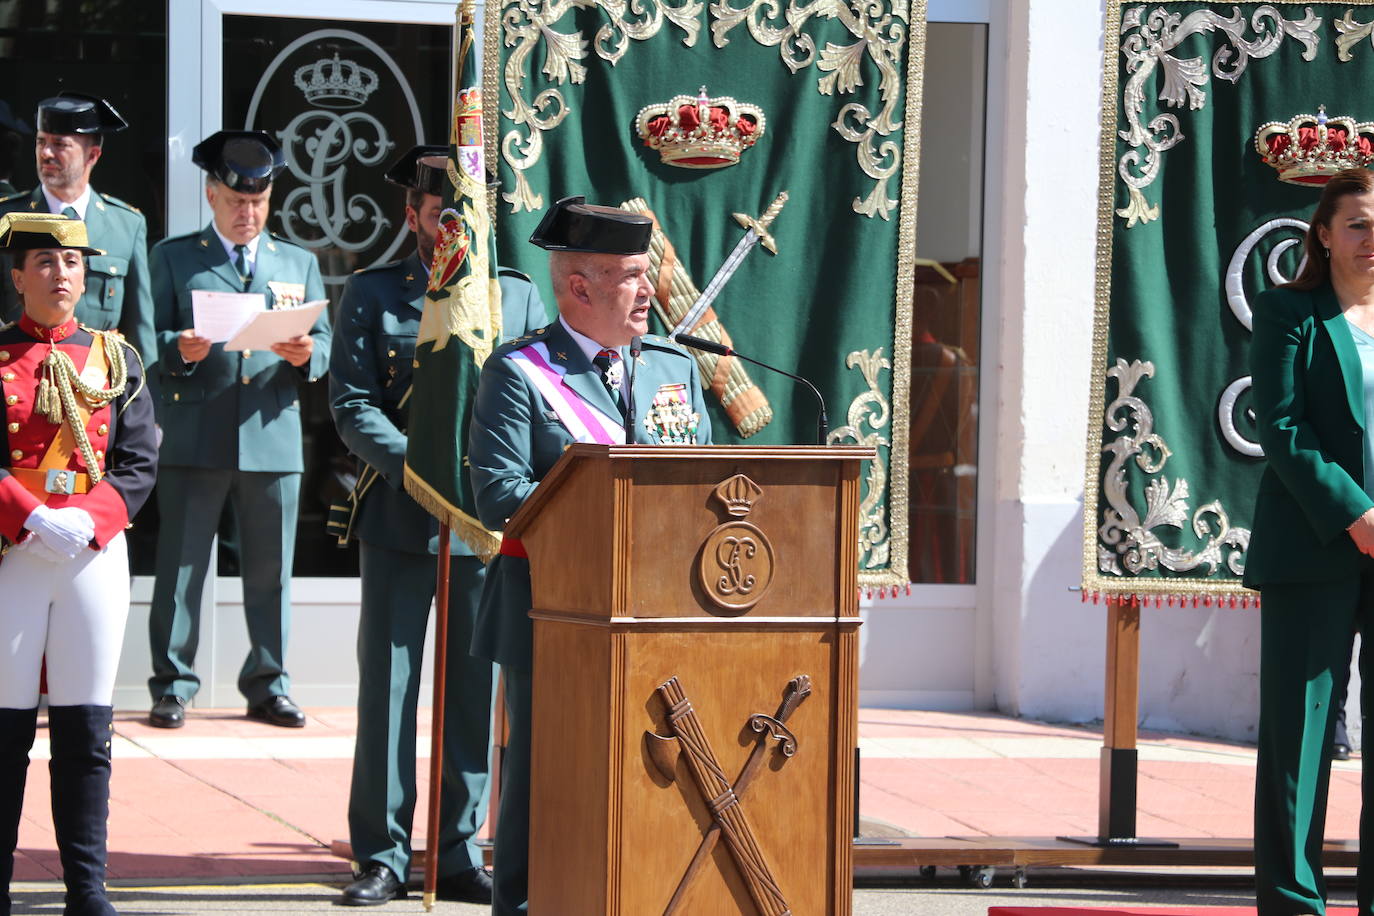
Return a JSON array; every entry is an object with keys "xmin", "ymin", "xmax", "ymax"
[{"xmin": 44, "ymin": 469, "xmax": 75, "ymax": 495}]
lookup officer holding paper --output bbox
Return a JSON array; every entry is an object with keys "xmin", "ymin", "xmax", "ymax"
[{"xmin": 145, "ymin": 130, "xmax": 331, "ymax": 730}]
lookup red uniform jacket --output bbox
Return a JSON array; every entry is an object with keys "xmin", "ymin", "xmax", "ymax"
[{"xmin": 0, "ymin": 315, "xmax": 157, "ymax": 546}]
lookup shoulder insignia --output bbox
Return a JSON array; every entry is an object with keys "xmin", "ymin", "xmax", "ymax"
[
  {"xmin": 0, "ymin": 191, "xmax": 26, "ymax": 205},
  {"xmin": 354, "ymin": 258, "xmax": 407, "ymax": 276},
  {"xmin": 156, "ymin": 230, "xmax": 203, "ymax": 249},
  {"xmin": 268, "ymin": 231, "xmax": 307, "ymax": 252},
  {"xmin": 497, "ymin": 267, "xmax": 532, "ymax": 282},
  {"xmin": 97, "ymin": 192, "xmax": 141, "ymax": 214}
]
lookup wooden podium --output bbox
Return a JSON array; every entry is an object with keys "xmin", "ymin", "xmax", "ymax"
[{"xmin": 505, "ymin": 444, "xmax": 873, "ymax": 915}]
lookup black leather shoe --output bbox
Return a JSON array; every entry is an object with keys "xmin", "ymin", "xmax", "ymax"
[
  {"xmin": 340, "ymin": 864, "xmax": 406, "ymax": 906},
  {"xmin": 148, "ymin": 696, "xmax": 186, "ymax": 729},
  {"xmin": 1334, "ymin": 742, "xmax": 1353, "ymax": 761},
  {"xmin": 246, "ymin": 695, "xmax": 306, "ymax": 728},
  {"xmin": 435, "ymin": 866, "xmax": 493, "ymax": 904}
]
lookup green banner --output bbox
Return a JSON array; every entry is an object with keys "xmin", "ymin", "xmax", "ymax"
[
  {"xmin": 1085, "ymin": 1, "xmax": 1374, "ymax": 601},
  {"xmin": 485, "ymin": 0, "xmax": 925, "ymax": 584},
  {"xmin": 405, "ymin": 2, "xmax": 503, "ymax": 560}
]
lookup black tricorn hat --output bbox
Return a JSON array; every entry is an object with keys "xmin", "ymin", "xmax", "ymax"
[
  {"xmin": 529, "ymin": 196, "xmax": 652, "ymax": 255},
  {"xmin": 36, "ymin": 92, "xmax": 127, "ymax": 135},
  {"xmin": 384, "ymin": 144, "xmax": 449, "ymax": 197},
  {"xmin": 192, "ymin": 130, "xmax": 286, "ymax": 194}
]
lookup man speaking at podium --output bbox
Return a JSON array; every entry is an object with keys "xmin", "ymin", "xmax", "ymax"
[{"xmin": 467, "ymin": 196, "xmax": 711, "ymax": 914}]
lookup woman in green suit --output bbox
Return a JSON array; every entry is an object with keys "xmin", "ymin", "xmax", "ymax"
[{"xmin": 1249, "ymin": 167, "xmax": 1374, "ymax": 915}]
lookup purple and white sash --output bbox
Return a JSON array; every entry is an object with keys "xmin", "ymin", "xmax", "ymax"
[{"xmin": 507, "ymin": 342, "xmax": 625, "ymax": 445}]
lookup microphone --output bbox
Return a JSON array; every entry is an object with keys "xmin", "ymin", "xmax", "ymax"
[
  {"xmin": 626, "ymin": 336, "xmax": 642, "ymax": 442},
  {"xmin": 673, "ymin": 333, "xmax": 829, "ymax": 445}
]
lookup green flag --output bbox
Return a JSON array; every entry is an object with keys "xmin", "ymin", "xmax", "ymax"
[
  {"xmin": 486, "ymin": 0, "xmax": 926, "ymax": 585},
  {"xmin": 1084, "ymin": 1, "xmax": 1374, "ymax": 603},
  {"xmin": 403, "ymin": 0, "xmax": 503, "ymax": 561}
]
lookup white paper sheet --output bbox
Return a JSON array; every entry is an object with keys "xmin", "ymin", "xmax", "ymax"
[
  {"xmin": 224, "ymin": 299, "xmax": 328, "ymax": 351},
  {"xmin": 191, "ymin": 290, "xmax": 263, "ymax": 344}
]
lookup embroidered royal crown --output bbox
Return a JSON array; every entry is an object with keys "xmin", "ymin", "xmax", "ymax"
[
  {"xmin": 1255, "ymin": 105, "xmax": 1374, "ymax": 185},
  {"xmin": 294, "ymin": 53, "xmax": 379, "ymax": 109},
  {"xmin": 634, "ymin": 87, "xmax": 764, "ymax": 169}
]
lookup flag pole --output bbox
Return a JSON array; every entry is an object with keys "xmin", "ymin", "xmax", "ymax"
[
  {"xmin": 419, "ymin": 2, "xmax": 481, "ymax": 906},
  {"xmin": 423, "ymin": 524, "xmax": 452, "ymax": 911}
]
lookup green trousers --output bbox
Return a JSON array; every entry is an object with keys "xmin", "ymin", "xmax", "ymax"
[
  {"xmin": 347, "ymin": 545, "xmax": 493, "ymax": 882},
  {"xmin": 148, "ymin": 467, "xmax": 298, "ymax": 704},
  {"xmin": 1256, "ymin": 575, "xmax": 1374, "ymax": 915}
]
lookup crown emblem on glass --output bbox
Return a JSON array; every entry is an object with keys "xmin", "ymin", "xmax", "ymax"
[
  {"xmin": 294, "ymin": 53, "xmax": 380, "ymax": 109},
  {"xmin": 634, "ymin": 87, "xmax": 765, "ymax": 170},
  {"xmin": 1254, "ymin": 105, "xmax": 1374, "ymax": 186}
]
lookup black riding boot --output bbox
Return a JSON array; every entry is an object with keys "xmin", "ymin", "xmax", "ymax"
[
  {"xmin": 48, "ymin": 705, "xmax": 117, "ymax": 916},
  {"xmin": 0, "ymin": 706, "xmax": 38, "ymax": 916}
]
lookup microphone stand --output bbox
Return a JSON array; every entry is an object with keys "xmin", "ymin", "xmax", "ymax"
[
  {"xmin": 625, "ymin": 336, "xmax": 641, "ymax": 443},
  {"xmin": 673, "ymin": 333, "xmax": 829, "ymax": 445}
]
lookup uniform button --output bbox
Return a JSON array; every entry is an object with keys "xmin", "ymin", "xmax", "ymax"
[
  {"xmin": 5, "ymin": 395, "xmax": 16, "ymax": 406},
  {"xmin": 97, "ymin": 424, "xmax": 108, "ymax": 435},
  {"xmin": 95, "ymin": 449, "xmax": 104, "ymax": 459},
  {"xmin": 244, "ymin": 350, "xmax": 253, "ymax": 358},
  {"xmin": 172, "ymin": 392, "xmax": 180, "ymax": 402},
  {"xmin": 241, "ymin": 376, "xmax": 250, "ymax": 385},
  {"xmin": 9, "ymin": 449, "xmax": 20, "ymax": 460},
  {"xmin": 0, "ymin": 351, "xmax": 9, "ymax": 361},
  {"xmin": 1, "ymin": 373, "xmax": 13, "ymax": 382},
  {"xmin": 109, "ymin": 266, "xmax": 118, "ymax": 275},
  {"xmin": 388, "ymin": 349, "xmax": 397, "ymax": 357},
  {"xmin": 6, "ymin": 423, "xmax": 16, "ymax": 433}
]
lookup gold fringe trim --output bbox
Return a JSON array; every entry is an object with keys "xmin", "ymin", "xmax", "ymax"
[{"xmin": 403, "ymin": 463, "xmax": 501, "ymax": 563}]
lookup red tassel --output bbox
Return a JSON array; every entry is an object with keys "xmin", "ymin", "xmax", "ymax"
[{"xmin": 905, "ymin": 583, "xmax": 912, "ymax": 596}]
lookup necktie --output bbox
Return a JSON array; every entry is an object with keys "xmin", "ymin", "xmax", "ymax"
[
  {"xmin": 233, "ymin": 243, "xmax": 251, "ymax": 291},
  {"xmin": 592, "ymin": 348, "xmax": 626, "ymax": 419},
  {"xmin": 60, "ymin": 206, "xmax": 78, "ymax": 220}
]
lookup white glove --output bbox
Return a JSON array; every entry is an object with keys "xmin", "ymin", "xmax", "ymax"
[
  {"xmin": 24, "ymin": 505, "xmax": 95, "ymax": 560},
  {"xmin": 11, "ymin": 534, "xmax": 68, "ymax": 564}
]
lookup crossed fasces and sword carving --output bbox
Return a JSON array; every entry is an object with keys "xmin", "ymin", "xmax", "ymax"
[{"xmin": 645, "ymin": 674, "xmax": 812, "ymax": 916}]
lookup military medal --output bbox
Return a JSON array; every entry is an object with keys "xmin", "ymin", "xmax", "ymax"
[{"xmin": 644, "ymin": 383, "xmax": 699, "ymax": 444}]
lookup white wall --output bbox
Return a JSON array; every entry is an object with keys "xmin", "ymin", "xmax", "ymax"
[{"xmin": 983, "ymin": 0, "xmax": 1345, "ymax": 747}]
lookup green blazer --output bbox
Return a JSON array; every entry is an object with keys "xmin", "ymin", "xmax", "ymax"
[
  {"xmin": 468, "ymin": 319, "xmax": 712, "ymax": 669},
  {"xmin": 329, "ymin": 252, "xmax": 548, "ymax": 556},
  {"xmin": 0, "ymin": 185, "xmax": 157, "ymax": 369},
  {"xmin": 151, "ymin": 223, "xmax": 330, "ymax": 473},
  {"xmin": 1246, "ymin": 283, "xmax": 1374, "ymax": 587}
]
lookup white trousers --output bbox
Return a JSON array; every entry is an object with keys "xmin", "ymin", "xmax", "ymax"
[{"xmin": 0, "ymin": 532, "xmax": 129, "ymax": 707}]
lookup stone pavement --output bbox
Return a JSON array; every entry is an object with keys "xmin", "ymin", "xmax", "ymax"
[{"xmin": 9, "ymin": 707, "xmax": 1363, "ymax": 913}]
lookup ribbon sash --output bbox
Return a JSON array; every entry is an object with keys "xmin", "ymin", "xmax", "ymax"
[{"xmin": 507, "ymin": 342, "xmax": 625, "ymax": 445}]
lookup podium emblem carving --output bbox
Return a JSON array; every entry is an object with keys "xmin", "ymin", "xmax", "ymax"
[
  {"xmin": 701, "ymin": 474, "xmax": 774, "ymax": 610},
  {"xmin": 645, "ymin": 674, "xmax": 811, "ymax": 915}
]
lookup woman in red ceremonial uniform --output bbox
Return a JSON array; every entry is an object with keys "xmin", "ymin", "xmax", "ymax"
[{"xmin": 0, "ymin": 213, "xmax": 156, "ymax": 916}]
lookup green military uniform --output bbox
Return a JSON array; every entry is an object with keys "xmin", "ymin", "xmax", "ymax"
[
  {"xmin": 1246, "ymin": 282, "xmax": 1374, "ymax": 915},
  {"xmin": 0, "ymin": 187, "xmax": 157, "ymax": 369},
  {"xmin": 468, "ymin": 319, "xmax": 711, "ymax": 914},
  {"xmin": 330, "ymin": 251, "xmax": 546, "ymax": 884},
  {"xmin": 147, "ymin": 223, "xmax": 330, "ymax": 706}
]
